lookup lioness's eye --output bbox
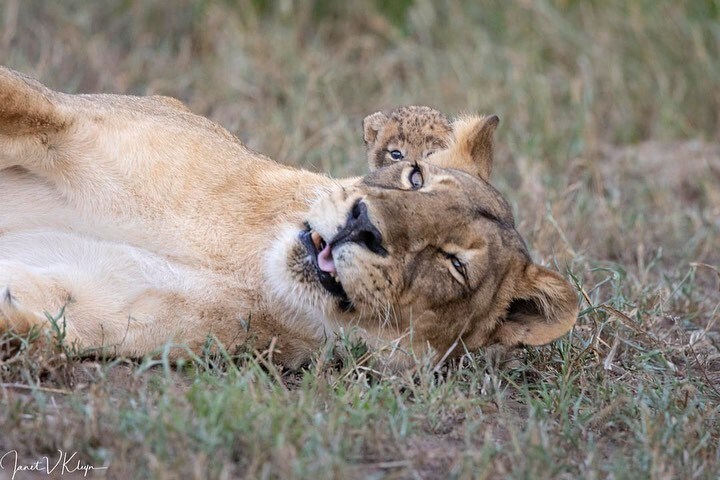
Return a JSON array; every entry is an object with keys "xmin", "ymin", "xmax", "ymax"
[
  {"xmin": 424, "ymin": 150, "xmax": 436, "ymax": 158},
  {"xmin": 389, "ymin": 150, "xmax": 404, "ymax": 160},
  {"xmin": 449, "ymin": 255, "xmax": 467, "ymax": 278},
  {"xmin": 409, "ymin": 166, "xmax": 424, "ymax": 189}
]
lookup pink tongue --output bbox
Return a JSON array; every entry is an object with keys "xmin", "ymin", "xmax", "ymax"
[{"xmin": 317, "ymin": 244, "xmax": 336, "ymax": 274}]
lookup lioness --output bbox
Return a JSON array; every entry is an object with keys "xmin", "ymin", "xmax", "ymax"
[{"xmin": 0, "ymin": 66, "xmax": 577, "ymax": 369}]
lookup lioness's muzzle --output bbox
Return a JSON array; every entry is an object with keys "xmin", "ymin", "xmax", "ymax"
[{"xmin": 332, "ymin": 200, "xmax": 387, "ymax": 256}]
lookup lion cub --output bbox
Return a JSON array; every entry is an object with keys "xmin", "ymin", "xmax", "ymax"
[
  {"xmin": 363, "ymin": 106, "xmax": 500, "ymax": 180},
  {"xmin": 362, "ymin": 105, "xmax": 453, "ymax": 171}
]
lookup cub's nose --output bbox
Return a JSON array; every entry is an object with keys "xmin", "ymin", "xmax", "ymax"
[{"xmin": 332, "ymin": 200, "xmax": 387, "ymax": 256}]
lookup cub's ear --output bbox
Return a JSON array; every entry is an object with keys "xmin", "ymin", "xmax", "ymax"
[
  {"xmin": 492, "ymin": 263, "xmax": 578, "ymax": 347},
  {"xmin": 448, "ymin": 114, "xmax": 499, "ymax": 181},
  {"xmin": 0, "ymin": 66, "xmax": 67, "ymax": 136},
  {"xmin": 362, "ymin": 111, "xmax": 388, "ymax": 146}
]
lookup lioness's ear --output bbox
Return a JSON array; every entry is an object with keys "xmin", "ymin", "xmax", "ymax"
[
  {"xmin": 0, "ymin": 66, "xmax": 67, "ymax": 136},
  {"xmin": 492, "ymin": 264, "xmax": 578, "ymax": 346},
  {"xmin": 451, "ymin": 114, "xmax": 499, "ymax": 181},
  {"xmin": 362, "ymin": 111, "xmax": 388, "ymax": 146}
]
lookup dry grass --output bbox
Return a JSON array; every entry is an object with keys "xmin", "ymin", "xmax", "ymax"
[{"xmin": 1, "ymin": 0, "xmax": 719, "ymax": 478}]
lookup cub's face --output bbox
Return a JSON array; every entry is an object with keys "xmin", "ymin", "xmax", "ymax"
[
  {"xmin": 269, "ymin": 115, "xmax": 578, "ymax": 367},
  {"xmin": 363, "ymin": 106, "xmax": 452, "ymax": 171}
]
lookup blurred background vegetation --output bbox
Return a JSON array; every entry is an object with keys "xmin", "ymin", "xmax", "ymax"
[{"xmin": 3, "ymin": 0, "xmax": 719, "ymax": 174}]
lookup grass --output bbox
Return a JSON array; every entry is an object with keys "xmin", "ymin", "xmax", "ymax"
[{"xmin": 1, "ymin": 0, "xmax": 719, "ymax": 478}]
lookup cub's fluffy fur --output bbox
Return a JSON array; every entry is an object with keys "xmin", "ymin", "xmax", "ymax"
[{"xmin": 363, "ymin": 106, "xmax": 452, "ymax": 170}]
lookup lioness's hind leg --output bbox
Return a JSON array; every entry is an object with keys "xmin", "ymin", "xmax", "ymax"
[
  {"xmin": 0, "ymin": 66, "xmax": 70, "ymax": 173},
  {"xmin": 0, "ymin": 66, "xmax": 67, "ymax": 136}
]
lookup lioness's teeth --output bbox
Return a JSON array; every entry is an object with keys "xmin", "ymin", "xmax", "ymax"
[{"xmin": 310, "ymin": 231, "xmax": 323, "ymax": 250}]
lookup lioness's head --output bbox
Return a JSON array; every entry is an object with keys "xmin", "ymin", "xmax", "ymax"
[{"xmin": 271, "ymin": 114, "xmax": 577, "ymax": 365}]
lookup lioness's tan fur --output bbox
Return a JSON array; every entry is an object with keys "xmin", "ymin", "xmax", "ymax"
[{"xmin": 0, "ymin": 67, "xmax": 578, "ymax": 368}]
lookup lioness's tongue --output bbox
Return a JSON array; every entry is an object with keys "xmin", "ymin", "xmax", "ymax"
[{"xmin": 318, "ymin": 244, "xmax": 336, "ymax": 274}]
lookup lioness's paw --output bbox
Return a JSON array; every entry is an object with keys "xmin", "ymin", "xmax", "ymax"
[
  {"xmin": 0, "ymin": 286, "xmax": 19, "ymax": 317},
  {"xmin": 0, "ymin": 287, "xmax": 45, "ymax": 333}
]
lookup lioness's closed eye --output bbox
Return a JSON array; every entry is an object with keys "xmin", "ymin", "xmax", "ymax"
[{"xmin": 0, "ymin": 66, "xmax": 578, "ymax": 370}]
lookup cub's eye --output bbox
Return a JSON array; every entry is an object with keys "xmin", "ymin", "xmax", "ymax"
[
  {"xmin": 389, "ymin": 150, "xmax": 404, "ymax": 160},
  {"xmin": 449, "ymin": 255, "xmax": 467, "ymax": 279},
  {"xmin": 424, "ymin": 150, "xmax": 436, "ymax": 158},
  {"xmin": 408, "ymin": 166, "xmax": 424, "ymax": 189}
]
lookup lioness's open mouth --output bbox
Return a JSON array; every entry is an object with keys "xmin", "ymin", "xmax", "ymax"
[{"xmin": 299, "ymin": 226, "xmax": 351, "ymax": 309}]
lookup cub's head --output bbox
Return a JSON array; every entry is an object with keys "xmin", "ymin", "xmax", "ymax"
[
  {"xmin": 272, "ymin": 114, "xmax": 578, "ymax": 367},
  {"xmin": 363, "ymin": 106, "xmax": 453, "ymax": 171}
]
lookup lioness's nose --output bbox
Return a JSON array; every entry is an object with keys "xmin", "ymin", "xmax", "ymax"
[{"xmin": 332, "ymin": 200, "xmax": 387, "ymax": 256}]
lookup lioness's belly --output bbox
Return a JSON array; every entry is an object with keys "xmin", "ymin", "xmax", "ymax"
[
  {"xmin": 0, "ymin": 168, "xmax": 232, "ymax": 352},
  {"xmin": 0, "ymin": 229, "xmax": 205, "ymax": 295},
  {"xmin": 0, "ymin": 167, "xmax": 186, "ymax": 259}
]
